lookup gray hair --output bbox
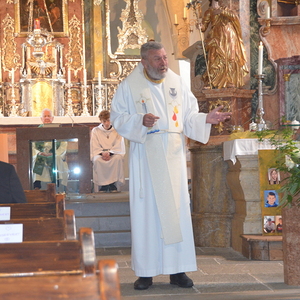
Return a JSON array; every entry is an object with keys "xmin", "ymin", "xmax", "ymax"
[
  {"xmin": 41, "ymin": 108, "xmax": 53, "ymax": 117},
  {"xmin": 140, "ymin": 41, "xmax": 164, "ymax": 60}
]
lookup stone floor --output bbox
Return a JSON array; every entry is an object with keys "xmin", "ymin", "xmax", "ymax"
[{"xmin": 96, "ymin": 247, "xmax": 300, "ymax": 300}]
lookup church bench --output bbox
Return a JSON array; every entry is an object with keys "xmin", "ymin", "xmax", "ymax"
[
  {"xmin": 0, "ymin": 228, "xmax": 121, "ymax": 299},
  {"xmin": 0, "ymin": 195, "xmax": 65, "ymax": 219},
  {"xmin": 24, "ymin": 183, "xmax": 56, "ymax": 203},
  {"xmin": 0, "ymin": 209, "xmax": 76, "ymax": 241},
  {"xmin": 0, "ymin": 260, "xmax": 121, "ymax": 300},
  {"xmin": 0, "ymin": 227, "xmax": 93, "ymax": 276}
]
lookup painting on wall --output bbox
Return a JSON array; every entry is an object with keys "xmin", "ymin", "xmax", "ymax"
[{"xmin": 15, "ymin": 0, "xmax": 68, "ymax": 36}]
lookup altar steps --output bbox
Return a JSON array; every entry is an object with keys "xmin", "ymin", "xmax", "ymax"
[{"xmin": 66, "ymin": 191, "xmax": 131, "ymax": 248}]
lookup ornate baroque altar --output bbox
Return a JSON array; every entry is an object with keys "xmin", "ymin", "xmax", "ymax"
[{"xmin": 0, "ymin": 0, "xmax": 147, "ymax": 120}]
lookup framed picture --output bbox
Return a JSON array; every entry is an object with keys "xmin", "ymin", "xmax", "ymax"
[
  {"xmin": 264, "ymin": 190, "xmax": 279, "ymax": 208},
  {"xmin": 268, "ymin": 168, "xmax": 280, "ymax": 185},
  {"xmin": 15, "ymin": 0, "xmax": 68, "ymax": 37}
]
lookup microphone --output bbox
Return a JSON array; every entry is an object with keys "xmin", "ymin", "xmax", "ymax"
[{"xmin": 67, "ymin": 113, "xmax": 75, "ymax": 127}]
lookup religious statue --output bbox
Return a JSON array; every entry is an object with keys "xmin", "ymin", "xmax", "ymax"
[{"xmin": 200, "ymin": 0, "xmax": 248, "ymax": 89}]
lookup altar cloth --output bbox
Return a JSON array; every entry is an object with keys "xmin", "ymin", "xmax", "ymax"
[
  {"xmin": 0, "ymin": 116, "xmax": 99, "ymax": 126},
  {"xmin": 223, "ymin": 138, "xmax": 275, "ymax": 164}
]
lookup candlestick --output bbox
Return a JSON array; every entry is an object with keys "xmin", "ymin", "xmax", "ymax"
[
  {"xmin": 11, "ymin": 68, "xmax": 14, "ymax": 85},
  {"xmin": 255, "ymin": 74, "xmax": 266, "ymax": 131},
  {"xmin": 98, "ymin": 71, "xmax": 101, "ymax": 86},
  {"xmin": 174, "ymin": 14, "xmax": 178, "ymax": 25},
  {"xmin": 184, "ymin": 7, "xmax": 187, "ymax": 19},
  {"xmin": 83, "ymin": 69, "xmax": 87, "ymax": 86},
  {"xmin": 68, "ymin": 69, "xmax": 71, "ymax": 84},
  {"xmin": 258, "ymin": 41, "xmax": 263, "ymax": 75},
  {"xmin": 81, "ymin": 85, "xmax": 90, "ymax": 116}
]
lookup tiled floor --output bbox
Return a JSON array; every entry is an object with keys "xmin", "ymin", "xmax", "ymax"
[{"xmin": 96, "ymin": 247, "xmax": 300, "ymax": 300}]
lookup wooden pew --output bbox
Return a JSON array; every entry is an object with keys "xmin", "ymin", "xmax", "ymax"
[
  {"xmin": 0, "ymin": 209, "xmax": 76, "ymax": 241},
  {"xmin": 24, "ymin": 183, "xmax": 56, "ymax": 203},
  {"xmin": 0, "ymin": 228, "xmax": 121, "ymax": 300},
  {"xmin": 0, "ymin": 260, "xmax": 121, "ymax": 300},
  {"xmin": 0, "ymin": 195, "xmax": 65, "ymax": 219}
]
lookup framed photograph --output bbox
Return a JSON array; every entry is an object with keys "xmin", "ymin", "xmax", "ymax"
[
  {"xmin": 275, "ymin": 216, "xmax": 283, "ymax": 234},
  {"xmin": 268, "ymin": 168, "xmax": 280, "ymax": 185},
  {"xmin": 263, "ymin": 216, "xmax": 276, "ymax": 234},
  {"xmin": 264, "ymin": 190, "xmax": 279, "ymax": 208},
  {"xmin": 15, "ymin": 0, "xmax": 68, "ymax": 37}
]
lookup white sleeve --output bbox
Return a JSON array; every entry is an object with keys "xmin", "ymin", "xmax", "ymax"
[
  {"xmin": 181, "ymin": 79, "xmax": 212, "ymax": 144},
  {"xmin": 111, "ymin": 80, "xmax": 148, "ymax": 144}
]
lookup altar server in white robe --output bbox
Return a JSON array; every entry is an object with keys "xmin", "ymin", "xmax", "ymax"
[
  {"xmin": 111, "ymin": 41, "xmax": 231, "ymax": 290},
  {"xmin": 91, "ymin": 110, "xmax": 125, "ymax": 192}
]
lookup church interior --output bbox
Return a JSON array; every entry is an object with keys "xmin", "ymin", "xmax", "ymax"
[{"xmin": 0, "ymin": 0, "xmax": 300, "ymax": 297}]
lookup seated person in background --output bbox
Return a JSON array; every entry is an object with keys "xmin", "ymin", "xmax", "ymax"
[
  {"xmin": 32, "ymin": 108, "xmax": 68, "ymax": 190},
  {"xmin": 0, "ymin": 161, "xmax": 27, "ymax": 203},
  {"xmin": 90, "ymin": 110, "xmax": 125, "ymax": 192}
]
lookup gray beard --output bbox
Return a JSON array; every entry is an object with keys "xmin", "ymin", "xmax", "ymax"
[{"xmin": 147, "ymin": 67, "xmax": 167, "ymax": 80}]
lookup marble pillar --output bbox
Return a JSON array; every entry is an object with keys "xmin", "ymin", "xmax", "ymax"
[
  {"xmin": 190, "ymin": 144, "xmax": 235, "ymax": 248},
  {"xmin": 226, "ymin": 155, "xmax": 262, "ymax": 252}
]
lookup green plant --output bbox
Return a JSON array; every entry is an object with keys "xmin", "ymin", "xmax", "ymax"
[{"xmin": 256, "ymin": 127, "xmax": 300, "ymax": 207}]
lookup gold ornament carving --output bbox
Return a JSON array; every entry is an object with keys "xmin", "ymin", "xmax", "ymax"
[
  {"xmin": 2, "ymin": 14, "xmax": 21, "ymax": 71},
  {"xmin": 109, "ymin": 59, "xmax": 139, "ymax": 80},
  {"xmin": 27, "ymin": 52, "xmax": 56, "ymax": 77},
  {"xmin": 283, "ymin": 74, "xmax": 291, "ymax": 82},
  {"xmin": 65, "ymin": 15, "xmax": 83, "ymax": 77},
  {"xmin": 115, "ymin": 0, "xmax": 148, "ymax": 54},
  {"xmin": 209, "ymin": 99, "xmax": 231, "ymax": 133}
]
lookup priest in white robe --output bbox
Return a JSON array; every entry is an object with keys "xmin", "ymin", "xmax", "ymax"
[
  {"xmin": 32, "ymin": 109, "xmax": 68, "ymax": 191},
  {"xmin": 111, "ymin": 41, "xmax": 231, "ymax": 290},
  {"xmin": 91, "ymin": 110, "xmax": 125, "ymax": 192}
]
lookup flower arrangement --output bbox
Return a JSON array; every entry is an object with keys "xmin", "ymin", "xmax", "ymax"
[{"xmin": 256, "ymin": 126, "xmax": 300, "ymax": 207}]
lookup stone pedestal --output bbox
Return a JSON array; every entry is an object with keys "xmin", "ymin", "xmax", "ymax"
[
  {"xmin": 190, "ymin": 144, "xmax": 234, "ymax": 248},
  {"xmin": 226, "ymin": 155, "xmax": 262, "ymax": 252}
]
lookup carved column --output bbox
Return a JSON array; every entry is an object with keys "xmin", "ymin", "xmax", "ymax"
[{"xmin": 190, "ymin": 144, "xmax": 234, "ymax": 247}]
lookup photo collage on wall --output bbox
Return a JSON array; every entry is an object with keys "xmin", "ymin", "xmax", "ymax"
[{"xmin": 258, "ymin": 150, "xmax": 282, "ymax": 235}]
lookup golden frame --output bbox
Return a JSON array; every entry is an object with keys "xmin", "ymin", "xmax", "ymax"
[{"xmin": 15, "ymin": 0, "xmax": 68, "ymax": 37}]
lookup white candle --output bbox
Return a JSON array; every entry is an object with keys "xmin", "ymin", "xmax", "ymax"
[
  {"xmin": 11, "ymin": 68, "xmax": 14, "ymax": 85},
  {"xmin": 258, "ymin": 41, "xmax": 263, "ymax": 75},
  {"xmin": 98, "ymin": 71, "xmax": 101, "ymax": 86},
  {"xmin": 68, "ymin": 69, "xmax": 71, "ymax": 84},
  {"xmin": 83, "ymin": 69, "xmax": 87, "ymax": 86},
  {"xmin": 184, "ymin": 7, "xmax": 187, "ymax": 18},
  {"xmin": 266, "ymin": 6, "xmax": 270, "ymax": 19},
  {"xmin": 174, "ymin": 14, "xmax": 178, "ymax": 24}
]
